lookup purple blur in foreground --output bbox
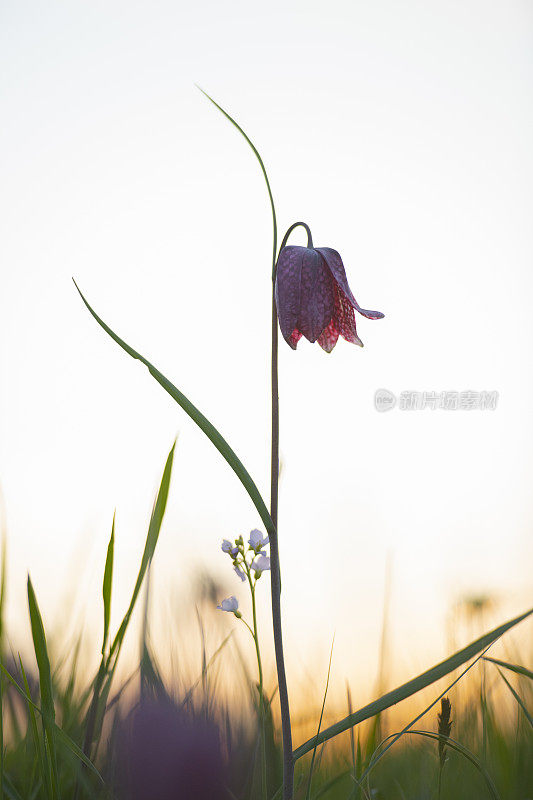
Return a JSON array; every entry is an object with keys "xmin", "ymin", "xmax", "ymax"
[
  {"xmin": 275, "ymin": 246, "xmax": 384, "ymax": 352},
  {"xmin": 115, "ymin": 701, "xmax": 227, "ymax": 800}
]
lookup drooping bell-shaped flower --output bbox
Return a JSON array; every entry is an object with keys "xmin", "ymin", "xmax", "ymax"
[{"xmin": 275, "ymin": 224, "xmax": 384, "ymax": 352}]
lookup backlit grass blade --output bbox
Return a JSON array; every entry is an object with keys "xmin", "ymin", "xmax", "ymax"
[
  {"xmin": 359, "ymin": 641, "xmax": 492, "ymax": 785},
  {"xmin": 0, "ymin": 664, "xmax": 103, "ymax": 782},
  {"xmin": 108, "ymin": 440, "xmax": 175, "ymax": 664},
  {"xmin": 2, "ymin": 776, "xmax": 24, "ymax": 800},
  {"xmin": 26, "ymin": 577, "xmax": 58, "ymax": 798},
  {"xmin": 79, "ymin": 511, "xmax": 116, "ymax": 771},
  {"xmin": 497, "ymin": 668, "xmax": 533, "ymax": 728},
  {"xmin": 102, "ymin": 513, "xmax": 115, "ymax": 656},
  {"xmin": 179, "ymin": 631, "xmax": 234, "ymax": 710},
  {"xmin": 196, "ymin": 87, "xmax": 278, "ymax": 272},
  {"xmin": 378, "ymin": 731, "xmax": 501, "ymax": 800},
  {"xmin": 27, "ymin": 578, "xmax": 54, "ymax": 723},
  {"xmin": 19, "ymin": 656, "xmax": 48, "ymax": 800},
  {"xmin": 81, "ymin": 442, "xmax": 175, "ymax": 780},
  {"xmin": 73, "ymin": 281, "xmax": 274, "ymax": 537},
  {"xmin": 305, "ymin": 636, "xmax": 335, "ymax": 800},
  {"xmin": 483, "ymin": 656, "xmax": 533, "ymax": 681},
  {"xmin": 80, "ymin": 441, "xmax": 177, "ymax": 765},
  {"xmin": 293, "ymin": 606, "xmax": 533, "ymax": 761}
]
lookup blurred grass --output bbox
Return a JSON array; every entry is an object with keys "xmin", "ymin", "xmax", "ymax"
[
  {"xmin": 0, "ymin": 449, "xmax": 531, "ymax": 799},
  {"xmin": 2, "ymin": 609, "xmax": 531, "ymax": 800}
]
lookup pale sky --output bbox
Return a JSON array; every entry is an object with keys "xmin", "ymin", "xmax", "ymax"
[{"xmin": 1, "ymin": 0, "xmax": 532, "ymax": 707}]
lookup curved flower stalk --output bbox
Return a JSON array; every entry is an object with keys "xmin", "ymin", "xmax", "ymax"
[
  {"xmin": 216, "ymin": 596, "xmax": 240, "ymax": 614},
  {"xmin": 198, "ymin": 87, "xmax": 294, "ymax": 799}
]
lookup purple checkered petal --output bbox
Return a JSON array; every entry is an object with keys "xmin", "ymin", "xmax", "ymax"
[
  {"xmin": 317, "ymin": 247, "xmax": 385, "ymax": 320},
  {"xmin": 297, "ymin": 250, "xmax": 335, "ymax": 343},
  {"xmin": 334, "ymin": 285, "xmax": 364, "ymax": 347},
  {"xmin": 274, "ymin": 246, "xmax": 303, "ymax": 348},
  {"xmin": 317, "ymin": 319, "xmax": 340, "ymax": 353}
]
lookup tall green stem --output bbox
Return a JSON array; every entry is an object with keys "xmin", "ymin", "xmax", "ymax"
[
  {"xmin": 270, "ymin": 219, "xmax": 312, "ymax": 797},
  {"xmin": 198, "ymin": 87, "xmax": 294, "ymax": 798},
  {"xmin": 271, "ymin": 277, "xmax": 294, "ymax": 800},
  {"xmin": 243, "ymin": 559, "xmax": 267, "ymax": 800}
]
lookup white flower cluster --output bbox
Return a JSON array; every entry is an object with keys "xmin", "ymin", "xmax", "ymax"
[{"xmin": 217, "ymin": 529, "xmax": 271, "ymax": 614}]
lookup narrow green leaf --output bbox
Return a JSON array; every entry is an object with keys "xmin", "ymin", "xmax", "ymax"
[
  {"xmin": 497, "ymin": 668, "xmax": 533, "ymax": 728},
  {"xmin": 26, "ymin": 576, "xmax": 58, "ymax": 797},
  {"xmin": 197, "ymin": 87, "xmax": 278, "ymax": 272},
  {"xmin": 19, "ymin": 657, "xmax": 49, "ymax": 800},
  {"xmin": 305, "ymin": 636, "xmax": 335, "ymax": 800},
  {"xmin": 73, "ymin": 281, "xmax": 274, "ymax": 537},
  {"xmin": 81, "ymin": 442, "xmax": 178, "ymax": 761},
  {"xmin": 108, "ymin": 440, "xmax": 175, "ymax": 663},
  {"xmin": 483, "ymin": 655, "xmax": 533, "ymax": 681},
  {"xmin": 80, "ymin": 657, "xmax": 106, "ymax": 759},
  {"xmin": 101, "ymin": 513, "xmax": 115, "ymax": 655},
  {"xmin": 359, "ymin": 641, "xmax": 492, "ymax": 784},
  {"xmin": 26, "ymin": 578, "xmax": 54, "ymax": 724},
  {"xmin": 0, "ymin": 664, "xmax": 103, "ymax": 783},
  {"xmin": 53, "ymin": 726, "xmax": 106, "ymax": 779},
  {"xmin": 79, "ymin": 513, "xmax": 115, "ymax": 775},
  {"xmin": 2, "ymin": 775, "xmax": 24, "ymax": 800},
  {"xmin": 179, "ymin": 631, "xmax": 233, "ymax": 710},
  {"xmin": 293, "ymin": 606, "xmax": 533, "ymax": 761},
  {"xmin": 378, "ymin": 730, "xmax": 501, "ymax": 800}
]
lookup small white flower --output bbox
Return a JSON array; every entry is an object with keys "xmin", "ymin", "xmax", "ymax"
[
  {"xmin": 221, "ymin": 539, "xmax": 239, "ymax": 557},
  {"xmin": 248, "ymin": 529, "xmax": 269, "ymax": 551},
  {"xmin": 251, "ymin": 555, "xmax": 271, "ymax": 573},
  {"xmin": 217, "ymin": 596, "xmax": 239, "ymax": 612},
  {"xmin": 234, "ymin": 565, "xmax": 246, "ymax": 582}
]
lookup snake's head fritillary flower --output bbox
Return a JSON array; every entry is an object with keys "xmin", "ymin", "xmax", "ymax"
[
  {"xmin": 275, "ymin": 244, "xmax": 384, "ymax": 352},
  {"xmin": 248, "ymin": 529, "xmax": 269, "ymax": 552}
]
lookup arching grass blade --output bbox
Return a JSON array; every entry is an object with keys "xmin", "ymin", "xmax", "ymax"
[
  {"xmin": 293, "ymin": 606, "xmax": 533, "ymax": 761},
  {"xmin": 0, "ymin": 663, "xmax": 103, "ymax": 783},
  {"xmin": 372, "ymin": 730, "xmax": 501, "ymax": 800},
  {"xmin": 305, "ymin": 636, "xmax": 335, "ymax": 800},
  {"xmin": 496, "ymin": 668, "xmax": 533, "ymax": 728},
  {"xmin": 483, "ymin": 656, "xmax": 533, "ymax": 681},
  {"xmin": 73, "ymin": 281, "xmax": 274, "ymax": 537}
]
